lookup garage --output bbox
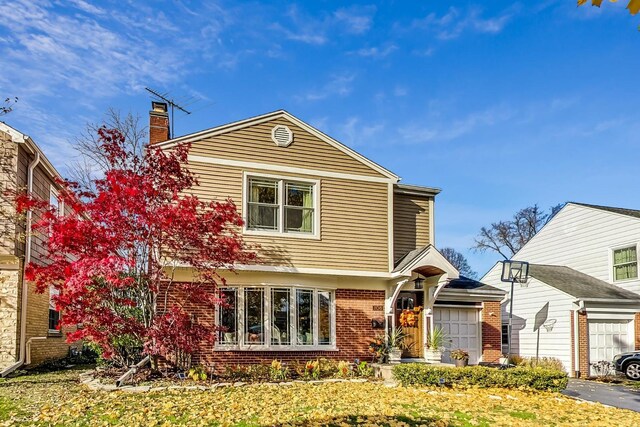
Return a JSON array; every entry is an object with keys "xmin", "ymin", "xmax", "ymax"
[
  {"xmin": 588, "ymin": 319, "xmax": 634, "ymax": 376},
  {"xmin": 434, "ymin": 306, "xmax": 481, "ymax": 364}
]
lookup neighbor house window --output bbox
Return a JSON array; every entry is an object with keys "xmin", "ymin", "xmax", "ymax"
[
  {"xmin": 216, "ymin": 286, "xmax": 335, "ymax": 349},
  {"xmin": 501, "ymin": 323, "xmax": 509, "ymax": 354},
  {"xmin": 48, "ymin": 286, "xmax": 60, "ymax": 332},
  {"xmin": 613, "ymin": 246, "xmax": 638, "ymax": 281},
  {"xmin": 245, "ymin": 175, "xmax": 316, "ymax": 235}
]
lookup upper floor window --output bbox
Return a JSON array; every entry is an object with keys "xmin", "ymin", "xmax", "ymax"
[
  {"xmin": 49, "ymin": 186, "xmax": 63, "ymax": 217},
  {"xmin": 245, "ymin": 174, "xmax": 318, "ymax": 237},
  {"xmin": 613, "ymin": 245, "xmax": 638, "ymax": 281}
]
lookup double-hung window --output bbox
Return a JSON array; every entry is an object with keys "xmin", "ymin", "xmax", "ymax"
[
  {"xmin": 48, "ymin": 286, "xmax": 60, "ymax": 333},
  {"xmin": 613, "ymin": 245, "xmax": 638, "ymax": 281},
  {"xmin": 245, "ymin": 175, "xmax": 317, "ymax": 236},
  {"xmin": 216, "ymin": 286, "xmax": 335, "ymax": 350}
]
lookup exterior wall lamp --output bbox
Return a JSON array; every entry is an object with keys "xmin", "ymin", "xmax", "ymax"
[{"xmin": 413, "ymin": 275, "xmax": 425, "ymax": 290}]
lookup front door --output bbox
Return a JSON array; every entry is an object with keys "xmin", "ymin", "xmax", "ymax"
[{"xmin": 395, "ymin": 292, "xmax": 424, "ymax": 358}]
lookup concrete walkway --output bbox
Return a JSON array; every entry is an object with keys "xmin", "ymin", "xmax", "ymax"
[{"xmin": 562, "ymin": 379, "xmax": 640, "ymax": 412}]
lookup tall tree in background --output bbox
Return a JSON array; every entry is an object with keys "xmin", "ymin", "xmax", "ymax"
[
  {"xmin": 440, "ymin": 247, "xmax": 478, "ymax": 279},
  {"xmin": 70, "ymin": 109, "xmax": 147, "ymax": 191},
  {"xmin": 473, "ymin": 204, "xmax": 563, "ymax": 260},
  {"xmin": 0, "ymin": 97, "xmax": 18, "ymax": 116},
  {"xmin": 16, "ymin": 128, "xmax": 255, "ymax": 369}
]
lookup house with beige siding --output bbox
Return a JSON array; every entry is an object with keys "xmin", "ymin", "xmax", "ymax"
[
  {"xmin": 0, "ymin": 123, "xmax": 79, "ymax": 377},
  {"xmin": 481, "ymin": 203, "xmax": 640, "ymax": 377},
  {"xmin": 150, "ymin": 102, "xmax": 505, "ymax": 368}
]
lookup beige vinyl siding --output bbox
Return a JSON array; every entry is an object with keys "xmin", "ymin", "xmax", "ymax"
[
  {"xmin": 189, "ymin": 117, "xmax": 385, "ymax": 178},
  {"xmin": 393, "ymin": 193, "xmax": 431, "ymax": 261},
  {"xmin": 189, "ymin": 161, "xmax": 389, "ymax": 272}
]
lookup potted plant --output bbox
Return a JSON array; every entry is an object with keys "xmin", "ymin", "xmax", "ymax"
[
  {"xmin": 388, "ymin": 327, "xmax": 408, "ymax": 364},
  {"xmin": 425, "ymin": 326, "xmax": 447, "ymax": 363},
  {"xmin": 450, "ymin": 349, "xmax": 469, "ymax": 367}
]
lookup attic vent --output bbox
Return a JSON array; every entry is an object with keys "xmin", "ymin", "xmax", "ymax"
[{"xmin": 271, "ymin": 125, "xmax": 293, "ymax": 147}]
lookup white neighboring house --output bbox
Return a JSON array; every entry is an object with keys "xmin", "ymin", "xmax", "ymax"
[{"xmin": 482, "ymin": 202, "xmax": 640, "ymax": 378}]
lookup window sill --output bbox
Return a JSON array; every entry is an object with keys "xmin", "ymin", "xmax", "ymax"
[
  {"xmin": 243, "ymin": 229, "xmax": 321, "ymax": 240},
  {"xmin": 213, "ymin": 345, "xmax": 338, "ymax": 352},
  {"xmin": 48, "ymin": 330, "xmax": 63, "ymax": 338}
]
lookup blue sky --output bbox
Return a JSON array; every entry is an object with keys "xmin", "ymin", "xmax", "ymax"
[{"xmin": 1, "ymin": 0, "xmax": 639, "ymax": 276}]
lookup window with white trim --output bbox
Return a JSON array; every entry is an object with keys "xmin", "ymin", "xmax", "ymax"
[
  {"xmin": 217, "ymin": 286, "xmax": 335, "ymax": 349},
  {"xmin": 245, "ymin": 176, "xmax": 316, "ymax": 235},
  {"xmin": 613, "ymin": 245, "xmax": 638, "ymax": 281},
  {"xmin": 48, "ymin": 286, "xmax": 60, "ymax": 333},
  {"xmin": 49, "ymin": 186, "xmax": 63, "ymax": 217}
]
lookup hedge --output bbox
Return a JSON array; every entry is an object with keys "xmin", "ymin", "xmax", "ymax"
[{"xmin": 392, "ymin": 364, "xmax": 568, "ymax": 392}]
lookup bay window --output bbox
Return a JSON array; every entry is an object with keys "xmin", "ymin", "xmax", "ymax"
[
  {"xmin": 245, "ymin": 174, "xmax": 317, "ymax": 236},
  {"xmin": 217, "ymin": 286, "xmax": 335, "ymax": 349}
]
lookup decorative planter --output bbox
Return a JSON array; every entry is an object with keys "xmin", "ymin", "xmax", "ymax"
[
  {"xmin": 424, "ymin": 348, "xmax": 442, "ymax": 363},
  {"xmin": 454, "ymin": 358, "xmax": 469, "ymax": 367},
  {"xmin": 389, "ymin": 347, "xmax": 402, "ymax": 364}
]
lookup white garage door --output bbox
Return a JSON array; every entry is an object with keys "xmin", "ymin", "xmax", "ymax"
[
  {"xmin": 588, "ymin": 320, "xmax": 633, "ymax": 375},
  {"xmin": 434, "ymin": 307, "xmax": 481, "ymax": 364}
]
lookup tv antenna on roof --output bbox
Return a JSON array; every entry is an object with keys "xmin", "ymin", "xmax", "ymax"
[{"xmin": 145, "ymin": 87, "xmax": 192, "ymax": 138}]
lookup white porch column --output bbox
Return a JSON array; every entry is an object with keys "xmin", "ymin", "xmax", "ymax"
[
  {"xmin": 423, "ymin": 274, "xmax": 449, "ymax": 361},
  {"xmin": 385, "ymin": 279, "xmax": 409, "ymax": 332}
]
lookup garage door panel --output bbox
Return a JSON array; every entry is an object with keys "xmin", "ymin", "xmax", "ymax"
[
  {"xmin": 588, "ymin": 320, "xmax": 633, "ymax": 376},
  {"xmin": 434, "ymin": 307, "xmax": 481, "ymax": 365}
]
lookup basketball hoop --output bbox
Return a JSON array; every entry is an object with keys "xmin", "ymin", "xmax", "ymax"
[{"xmin": 543, "ymin": 319, "xmax": 556, "ymax": 332}]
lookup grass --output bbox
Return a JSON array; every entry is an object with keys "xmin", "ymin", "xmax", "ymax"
[{"xmin": 1, "ymin": 366, "xmax": 640, "ymax": 426}]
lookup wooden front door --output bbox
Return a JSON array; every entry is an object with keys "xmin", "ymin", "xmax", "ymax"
[{"xmin": 395, "ymin": 292, "xmax": 424, "ymax": 358}]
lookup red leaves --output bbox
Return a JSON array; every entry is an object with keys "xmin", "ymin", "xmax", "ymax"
[{"xmin": 17, "ymin": 127, "xmax": 255, "ymax": 365}]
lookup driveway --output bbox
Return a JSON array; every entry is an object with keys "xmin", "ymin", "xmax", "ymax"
[{"xmin": 563, "ymin": 379, "xmax": 640, "ymax": 412}]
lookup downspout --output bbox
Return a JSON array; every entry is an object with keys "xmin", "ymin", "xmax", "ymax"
[
  {"xmin": 573, "ymin": 300, "xmax": 585, "ymax": 378},
  {"xmin": 0, "ymin": 151, "xmax": 42, "ymax": 377}
]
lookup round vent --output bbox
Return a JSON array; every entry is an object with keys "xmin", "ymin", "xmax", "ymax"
[{"xmin": 271, "ymin": 125, "xmax": 293, "ymax": 147}]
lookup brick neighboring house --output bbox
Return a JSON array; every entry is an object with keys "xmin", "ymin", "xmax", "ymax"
[
  {"xmin": 0, "ymin": 123, "xmax": 79, "ymax": 377},
  {"xmin": 150, "ymin": 103, "xmax": 506, "ymax": 369},
  {"xmin": 482, "ymin": 203, "xmax": 640, "ymax": 378}
]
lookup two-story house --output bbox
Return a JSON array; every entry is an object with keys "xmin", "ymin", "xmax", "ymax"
[
  {"xmin": 482, "ymin": 202, "xmax": 640, "ymax": 377},
  {"xmin": 150, "ymin": 102, "xmax": 505, "ymax": 368},
  {"xmin": 0, "ymin": 123, "xmax": 79, "ymax": 377}
]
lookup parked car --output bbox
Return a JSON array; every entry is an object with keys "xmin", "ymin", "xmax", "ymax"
[{"xmin": 613, "ymin": 351, "xmax": 640, "ymax": 380}]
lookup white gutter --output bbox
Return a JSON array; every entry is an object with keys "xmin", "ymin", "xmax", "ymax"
[
  {"xmin": 1, "ymin": 151, "xmax": 45, "ymax": 377},
  {"xmin": 573, "ymin": 300, "xmax": 585, "ymax": 378}
]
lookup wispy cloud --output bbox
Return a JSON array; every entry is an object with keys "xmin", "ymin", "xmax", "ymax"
[
  {"xmin": 351, "ymin": 44, "xmax": 397, "ymax": 58},
  {"xmin": 298, "ymin": 73, "xmax": 356, "ymax": 101},
  {"xmin": 337, "ymin": 117, "xmax": 385, "ymax": 146},
  {"xmin": 334, "ymin": 5, "xmax": 377, "ymax": 34},
  {"xmin": 399, "ymin": 104, "xmax": 515, "ymax": 143},
  {"xmin": 412, "ymin": 6, "xmax": 516, "ymax": 40}
]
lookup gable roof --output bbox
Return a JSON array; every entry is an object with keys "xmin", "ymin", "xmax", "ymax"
[
  {"xmin": 528, "ymin": 264, "xmax": 640, "ymax": 301},
  {"xmin": 0, "ymin": 122, "xmax": 62, "ymax": 181},
  {"xmin": 392, "ymin": 244, "xmax": 459, "ymax": 279},
  {"xmin": 570, "ymin": 202, "xmax": 640, "ymax": 220},
  {"xmin": 154, "ymin": 110, "xmax": 399, "ymax": 182}
]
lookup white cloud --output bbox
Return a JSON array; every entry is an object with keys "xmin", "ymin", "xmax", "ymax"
[
  {"xmin": 351, "ymin": 44, "xmax": 397, "ymax": 58},
  {"xmin": 399, "ymin": 104, "xmax": 515, "ymax": 143},
  {"xmin": 334, "ymin": 5, "xmax": 377, "ymax": 34},
  {"xmin": 412, "ymin": 6, "xmax": 516, "ymax": 40},
  {"xmin": 337, "ymin": 117, "xmax": 384, "ymax": 147},
  {"xmin": 298, "ymin": 73, "xmax": 356, "ymax": 102}
]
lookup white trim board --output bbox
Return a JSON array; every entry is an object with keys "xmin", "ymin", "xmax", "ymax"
[{"xmin": 155, "ymin": 110, "xmax": 399, "ymax": 182}]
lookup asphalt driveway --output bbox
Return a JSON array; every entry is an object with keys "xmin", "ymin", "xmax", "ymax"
[{"xmin": 563, "ymin": 379, "xmax": 640, "ymax": 412}]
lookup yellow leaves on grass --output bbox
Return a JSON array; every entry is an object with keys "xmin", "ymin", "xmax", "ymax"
[
  {"xmin": 578, "ymin": 0, "xmax": 640, "ymax": 15},
  {"xmin": 32, "ymin": 382, "xmax": 640, "ymax": 427}
]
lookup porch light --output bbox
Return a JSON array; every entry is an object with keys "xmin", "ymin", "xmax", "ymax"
[
  {"xmin": 413, "ymin": 275, "xmax": 425, "ymax": 290},
  {"xmin": 500, "ymin": 260, "xmax": 530, "ymax": 364}
]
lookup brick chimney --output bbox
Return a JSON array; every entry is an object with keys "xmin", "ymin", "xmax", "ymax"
[{"xmin": 149, "ymin": 101, "xmax": 170, "ymax": 144}]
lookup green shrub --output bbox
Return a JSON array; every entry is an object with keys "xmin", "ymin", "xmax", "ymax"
[
  {"xmin": 517, "ymin": 357, "xmax": 565, "ymax": 372},
  {"xmin": 392, "ymin": 364, "xmax": 568, "ymax": 392}
]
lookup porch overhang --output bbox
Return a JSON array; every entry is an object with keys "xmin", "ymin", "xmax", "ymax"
[{"xmin": 391, "ymin": 245, "xmax": 459, "ymax": 280}]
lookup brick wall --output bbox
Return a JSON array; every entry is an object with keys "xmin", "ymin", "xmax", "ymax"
[
  {"xmin": 149, "ymin": 110, "xmax": 170, "ymax": 144},
  {"xmin": 166, "ymin": 285, "xmax": 385, "ymax": 372},
  {"xmin": 572, "ymin": 310, "xmax": 589, "ymax": 377},
  {"xmin": 481, "ymin": 301, "xmax": 502, "ymax": 363}
]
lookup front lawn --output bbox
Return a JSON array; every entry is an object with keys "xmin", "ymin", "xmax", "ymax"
[{"xmin": 1, "ymin": 367, "xmax": 640, "ymax": 426}]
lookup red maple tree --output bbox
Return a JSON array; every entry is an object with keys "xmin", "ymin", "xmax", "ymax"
[{"xmin": 16, "ymin": 128, "xmax": 255, "ymax": 368}]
